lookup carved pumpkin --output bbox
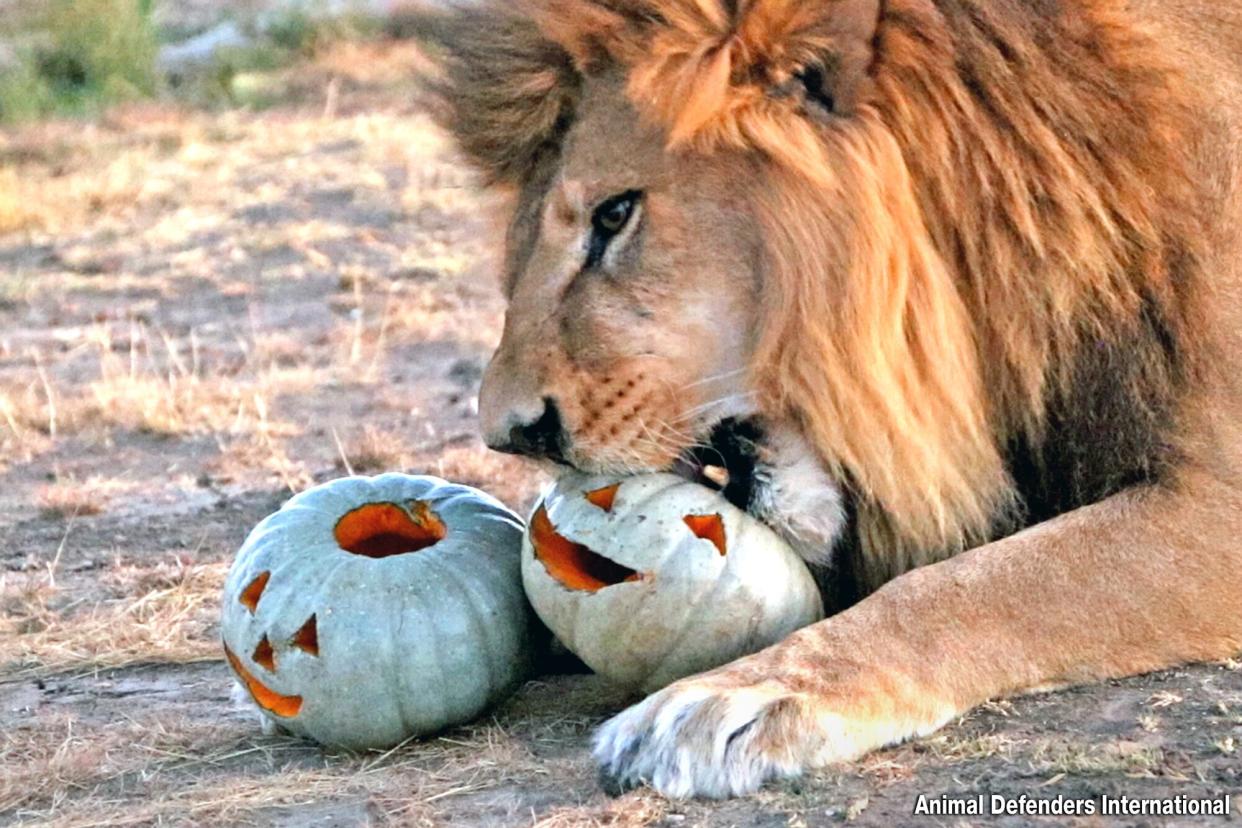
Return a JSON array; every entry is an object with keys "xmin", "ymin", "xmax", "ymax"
[
  {"xmin": 221, "ymin": 473, "xmax": 534, "ymax": 749},
  {"xmin": 521, "ymin": 473, "xmax": 823, "ymax": 692}
]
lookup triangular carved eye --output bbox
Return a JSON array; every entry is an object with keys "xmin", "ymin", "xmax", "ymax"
[
  {"xmin": 684, "ymin": 514, "xmax": 727, "ymax": 556},
  {"xmin": 252, "ymin": 635, "xmax": 276, "ymax": 671},
  {"xmin": 239, "ymin": 571, "xmax": 270, "ymax": 614},
  {"xmin": 584, "ymin": 483, "xmax": 620, "ymax": 512},
  {"xmin": 291, "ymin": 615, "xmax": 319, "ymax": 656}
]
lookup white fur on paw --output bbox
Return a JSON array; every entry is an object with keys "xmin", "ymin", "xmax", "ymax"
[
  {"xmin": 750, "ymin": 427, "xmax": 846, "ymax": 565},
  {"xmin": 594, "ymin": 678, "xmax": 957, "ymax": 799},
  {"xmin": 594, "ymin": 683, "xmax": 812, "ymax": 799}
]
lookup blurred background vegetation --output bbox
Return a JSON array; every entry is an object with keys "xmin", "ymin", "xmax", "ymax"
[{"xmin": 0, "ymin": 0, "xmax": 397, "ymax": 122}]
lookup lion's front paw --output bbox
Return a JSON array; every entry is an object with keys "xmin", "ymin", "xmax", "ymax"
[{"xmin": 593, "ymin": 678, "xmax": 842, "ymax": 799}]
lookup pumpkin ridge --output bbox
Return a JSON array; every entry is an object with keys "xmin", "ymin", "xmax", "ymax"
[
  {"xmin": 422, "ymin": 552, "xmax": 499, "ymax": 710},
  {"xmin": 394, "ymin": 562, "xmax": 453, "ymax": 729}
]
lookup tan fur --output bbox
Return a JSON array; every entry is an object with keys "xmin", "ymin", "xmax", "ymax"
[{"xmin": 420, "ymin": 0, "xmax": 1242, "ymax": 798}]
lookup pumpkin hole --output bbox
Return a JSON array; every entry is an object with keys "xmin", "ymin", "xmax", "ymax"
[
  {"xmin": 530, "ymin": 505, "xmax": 641, "ymax": 592},
  {"xmin": 239, "ymin": 571, "xmax": 270, "ymax": 614},
  {"xmin": 584, "ymin": 483, "xmax": 620, "ymax": 512},
  {"xmin": 252, "ymin": 635, "xmax": 276, "ymax": 671},
  {"xmin": 291, "ymin": 614, "xmax": 319, "ymax": 656},
  {"xmin": 334, "ymin": 501, "xmax": 447, "ymax": 558},
  {"xmin": 224, "ymin": 644, "xmax": 302, "ymax": 717},
  {"xmin": 684, "ymin": 513, "xmax": 727, "ymax": 555}
]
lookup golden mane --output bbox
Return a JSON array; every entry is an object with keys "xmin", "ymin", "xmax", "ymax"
[{"xmin": 422, "ymin": 0, "xmax": 1206, "ymax": 573}]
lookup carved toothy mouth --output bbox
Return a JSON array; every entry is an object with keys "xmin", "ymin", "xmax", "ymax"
[
  {"xmin": 530, "ymin": 483, "xmax": 733, "ymax": 593},
  {"xmin": 225, "ymin": 644, "xmax": 303, "ymax": 718},
  {"xmin": 529, "ymin": 504, "xmax": 642, "ymax": 592}
]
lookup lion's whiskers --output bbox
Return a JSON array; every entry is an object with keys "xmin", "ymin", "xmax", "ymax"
[
  {"xmin": 676, "ymin": 368, "xmax": 748, "ymax": 392},
  {"xmin": 671, "ymin": 391, "xmax": 757, "ymax": 426}
]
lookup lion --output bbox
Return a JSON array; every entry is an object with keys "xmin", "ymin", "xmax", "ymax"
[{"xmin": 416, "ymin": 0, "xmax": 1242, "ymax": 799}]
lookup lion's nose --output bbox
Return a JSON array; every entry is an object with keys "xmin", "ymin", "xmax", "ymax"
[{"xmin": 485, "ymin": 397, "xmax": 569, "ymax": 462}]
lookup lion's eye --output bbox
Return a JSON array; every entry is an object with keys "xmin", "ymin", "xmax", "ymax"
[
  {"xmin": 585, "ymin": 190, "xmax": 643, "ymax": 269},
  {"xmin": 592, "ymin": 191, "xmax": 641, "ymax": 237}
]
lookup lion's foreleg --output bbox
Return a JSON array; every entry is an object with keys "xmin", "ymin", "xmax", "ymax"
[{"xmin": 594, "ymin": 469, "xmax": 1242, "ymax": 798}]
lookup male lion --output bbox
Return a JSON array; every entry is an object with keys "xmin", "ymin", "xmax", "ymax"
[{"xmin": 418, "ymin": 0, "xmax": 1242, "ymax": 799}]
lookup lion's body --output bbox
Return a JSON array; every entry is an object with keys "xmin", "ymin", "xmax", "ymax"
[{"xmin": 423, "ymin": 0, "xmax": 1242, "ymax": 798}]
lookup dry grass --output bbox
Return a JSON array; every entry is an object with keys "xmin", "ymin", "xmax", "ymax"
[
  {"xmin": 0, "ymin": 713, "xmax": 320, "ymax": 822},
  {"xmin": 84, "ymin": 322, "xmax": 316, "ymax": 440},
  {"xmin": 1, "ymin": 326, "xmax": 313, "ymax": 443},
  {"xmin": 211, "ymin": 432, "xmax": 316, "ymax": 493},
  {"xmin": 0, "ymin": 168, "xmax": 43, "ymax": 234},
  {"xmin": 335, "ymin": 425, "xmax": 411, "ymax": 474},
  {"xmin": 1030, "ymin": 740, "xmax": 1164, "ymax": 776},
  {"xmin": 1, "ymin": 696, "xmax": 660, "ymax": 827},
  {"xmin": 424, "ymin": 444, "xmax": 548, "ymax": 513},
  {"xmin": 0, "ymin": 559, "xmax": 225, "ymax": 681},
  {"xmin": 0, "ymin": 376, "xmax": 58, "ymax": 439},
  {"xmin": 916, "ymin": 729, "xmax": 1164, "ymax": 777},
  {"xmin": 916, "ymin": 731, "xmax": 1026, "ymax": 766},
  {"xmin": 532, "ymin": 796, "xmax": 667, "ymax": 828},
  {"xmin": 36, "ymin": 482, "xmax": 108, "ymax": 520},
  {"xmin": 0, "ymin": 138, "xmax": 150, "ymax": 234}
]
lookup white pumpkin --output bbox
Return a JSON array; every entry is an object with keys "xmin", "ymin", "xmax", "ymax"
[
  {"xmin": 521, "ymin": 472, "xmax": 824, "ymax": 692},
  {"xmin": 221, "ymin": 473, "xmax": 534, "ymax": 749}
]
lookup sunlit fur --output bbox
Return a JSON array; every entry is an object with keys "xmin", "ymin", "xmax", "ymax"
[{"xmin": 421, "ymin": 0, "xmax": 1205, "ymax": 580}]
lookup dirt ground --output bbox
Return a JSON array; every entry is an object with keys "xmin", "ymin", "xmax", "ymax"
[{"xmin": 1, "ymin": 39, "xmax": 1240, "ymax": 828}]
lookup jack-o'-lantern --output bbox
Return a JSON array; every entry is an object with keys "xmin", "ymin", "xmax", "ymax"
[
  {"xmin": 521, "ymin": 472, "xmax": 823, "ymax": 692},
  {"xmin": 221, "ymin": 474, "xmax": 534, "ymax": 749}
]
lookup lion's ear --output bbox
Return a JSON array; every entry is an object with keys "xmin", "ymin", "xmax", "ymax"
[
  {"xmin": 787, "ymin": 49, "xmax": 874, "ymax": 119},
  {"xmin": 760, "ymin": 0, "xmax": 880, "ymax": 117},
  {"xmin": 622, "ymin": 0, "xmax": 881, "ymax": 144},
  {"xmin": 412, "ymin": 4, "xmax": 580, "ymax": 186}
]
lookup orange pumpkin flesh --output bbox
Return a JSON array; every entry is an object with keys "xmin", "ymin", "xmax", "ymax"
[
  {"xmin": 584, "ymin": 483, "xmax": 620, "ymax": 512},
  {"xmin": 683, "ymin": 514, "xmax": 727, "ymax": 555},
  {"xmin": 225, "ymin": 644, "xmax": 303, "ymax": 717},
  {"xmin": 239, "ymin": 571, "xmax": 270, "ymax": 613},
  {"xmin": 530, "ymin": 505, "xmax": 641, "ymax": 592},
  {"xmin": 252, "ymin": 635, "xmax": 276, "ymax": 671},
  {"xmin": 291, "ymin": 614, "xmax": 319, "ymax": 655},
  {"xmin": 334, "ymin": 501, "xmax": 447, "ymax": 558}
]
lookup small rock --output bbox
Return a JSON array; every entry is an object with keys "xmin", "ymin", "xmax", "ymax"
[{"xmin": 158, "ymin": 22, "xmax": 253, "ymax": 77}]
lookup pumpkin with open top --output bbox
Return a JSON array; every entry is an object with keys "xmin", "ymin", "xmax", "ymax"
[{"xmin": 221, "ymin": 473, "xmax": 534, "ymax": 749}]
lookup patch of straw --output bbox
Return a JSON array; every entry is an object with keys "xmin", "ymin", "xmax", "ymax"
[{"xmin": 0, "ymin": 560, "xmax": 226, "ymax": 681}]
